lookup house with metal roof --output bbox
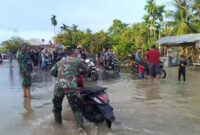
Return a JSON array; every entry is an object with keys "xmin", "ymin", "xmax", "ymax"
[
  {"xmin": 157, "ymin": 33, "xmax": 200, "ymax": 47},
  {"xmin": 157, "ymin": 33, "xmax": 200, "ymax": 66}
]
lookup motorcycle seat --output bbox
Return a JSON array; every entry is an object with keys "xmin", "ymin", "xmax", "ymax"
[{"xmin": 80, "ymin": 86, "xmax": 107, "ymax": 95}]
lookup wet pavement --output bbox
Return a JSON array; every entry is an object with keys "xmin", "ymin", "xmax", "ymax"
[{"xmin": 0, "ymin": 61, "xmax": 200, "ymax": 135}]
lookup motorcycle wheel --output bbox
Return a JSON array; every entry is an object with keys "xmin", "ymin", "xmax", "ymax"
[
  {"xmin": 91, "ymin": 70, "xmax": 98, "ymax": 81},
  {"xmin": 74, "ymin": 111, "xmax": 84, "ymax": 128},
  {"xmin": 106, "ymin": 119, "xmax": 112, "ymax": 129},
  {"xmin": 114, "ymin": 66, "xmax": 120, "ymax": 73},
  {"xmin": 160, "ymin": 69, "xmax": 166, "ymax": 78}
]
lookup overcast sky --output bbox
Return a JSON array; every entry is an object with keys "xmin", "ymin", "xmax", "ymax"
[{"xmin": 0, "ymin": 0, "xmax": 168, "ymax": 43}]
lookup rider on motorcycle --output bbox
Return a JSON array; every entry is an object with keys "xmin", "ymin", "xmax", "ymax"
[
  {"xmin": 50, "ymin": 49, "xmax": 87, "ymax": 124},
  {"xmin": 135, "ymin": 48, "xmax": 143, "ymax": 64}
]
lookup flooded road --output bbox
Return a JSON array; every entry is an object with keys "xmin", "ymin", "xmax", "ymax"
[{"xmin": 0, "ymin": 61, "xmax": 200, "ymax": 135}]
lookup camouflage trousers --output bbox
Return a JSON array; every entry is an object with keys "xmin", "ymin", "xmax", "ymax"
[
  {"xmin": 53, "ymin": 86, "xmax": 77, "ymax": 113},
  {"xmin": 54, "ymin": 86, "xmax": 69, "ymax": 98}
]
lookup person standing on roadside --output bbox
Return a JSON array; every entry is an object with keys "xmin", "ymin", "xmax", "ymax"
[
  {"xmin": 144, "ymin": 49, "xmax": 150, "ymax": 76},
  {"xmin": 146, "ymin": 45, "xmax": 161, "ymax": 81},
  {"xmin": 33, "ymin": 49, "xmax": 39, "ymax": 66},
  {"xmin": 178, "ymin": 55, "xmax": 187, "ymax": 81},
  {"xmin": 18, "ymin": 44, "xmax": 33, "ymax": 98},
  {"xmin": 102, "ymin": 48, "xmax": 107, "ymax": 67},
  {"xmin": 8, "ymin": 51, "xmax": 13, "ymax": 66}
]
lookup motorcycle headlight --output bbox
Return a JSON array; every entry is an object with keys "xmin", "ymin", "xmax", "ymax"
[{"xmin": 85, "ymin": 59, "xmax": 90, "ymax": 63}]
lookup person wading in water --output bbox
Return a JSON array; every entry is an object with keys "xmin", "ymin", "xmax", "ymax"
[{"xmin": 18, "ymin": 44, "xmax": 33, "ymax": 98}]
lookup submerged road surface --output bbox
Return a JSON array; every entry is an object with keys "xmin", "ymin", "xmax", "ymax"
[{"xmin": 0, "ymin": 61, "xmax": 200, "ymax": 135}]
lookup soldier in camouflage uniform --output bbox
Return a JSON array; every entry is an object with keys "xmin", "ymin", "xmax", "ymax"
[
  {"xmin": 18, "ymin": 45, "xmax": 33, "ymax": 98},
  {"xmin": 50, "ymin": 49, "xmax": 86, "ymax": 123}
]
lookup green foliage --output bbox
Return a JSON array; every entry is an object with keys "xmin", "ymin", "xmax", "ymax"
[
  {"xmin": 165, "ymin": 0, "xmax": 200, "ymax": 35},
  {"xmin": 52, "ymin": 0, "xmax": 200, "ymax": 60},
  {"xmin": 90, "ymin": 31, "xmax": 110, "ymax": 53},
  {"xmin": 0, "ymin": 37, "xmax": 26, "ymax": 53}
]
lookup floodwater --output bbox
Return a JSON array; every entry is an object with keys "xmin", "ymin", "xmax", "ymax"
[{"xmin": 0, "ymin": 61, "xmax": 200, "ymax": 135}]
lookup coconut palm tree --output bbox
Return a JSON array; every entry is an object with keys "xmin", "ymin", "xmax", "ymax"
[
  {"xmin": 51, "ymin": 15, "xmax": 57, "ymax": 35},
  {"xmin": 60, "ymin": 24, "xmax": 69, "ymax": 32},
  {"xmin": 192, "ymin": 0, "xmax": 200, "ymax": 32},
  {"xmin": 71, "ymin": 24, "xmax": 78, "ymax": 32},
  {"xmin": 166, "ymin": 0, "xmax": 194, "ymax": 35},
  {"xmin": 143, "ymin": 0, "xmax": 165, "ymax": 42}
]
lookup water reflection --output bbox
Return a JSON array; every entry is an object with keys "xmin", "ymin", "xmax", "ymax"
[
  {"xmin": 100, "ymin": 70, "xmax": 120, "ymax": 81},
  {"xmin": 9, "ymin": 67, "xmax": 14, "ymax": 86},
  {"xmin": 133, "ymin": 81, "xmax": 161, "ymax": 101},
  {"xmin": 22, "ymin": 98, "xmax": 34, "ymax": 123}
]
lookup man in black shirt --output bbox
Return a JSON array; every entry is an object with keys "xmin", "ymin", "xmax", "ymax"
[{"xmin": 178, "ymin": 55, "xmax": 187, "ymax": 81}]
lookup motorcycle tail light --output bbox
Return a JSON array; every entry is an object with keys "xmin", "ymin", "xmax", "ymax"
[{"xmin": 98, "ymin": 93, "xmax": 109, "ymax": 103}]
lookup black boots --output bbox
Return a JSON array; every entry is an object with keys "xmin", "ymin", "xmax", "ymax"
[{"xmin": 52, "ymin": 97, "xmax": 63, "ymax": 124}]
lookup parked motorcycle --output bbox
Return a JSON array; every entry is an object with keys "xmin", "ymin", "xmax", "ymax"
[
  {"xmin": 67, "ymin": 86, "xmax": 115, "ymax": 128},
  {"xmin": 160, "ymin": 61, "xmax": 166, "ymax": 78},
  {"xmin": 104, "ymin": 58, "xmax": 120, "ymax": 73},
  {"xmin": 79, "ymin": 58, "xmax": 98, "ymax": 81}
]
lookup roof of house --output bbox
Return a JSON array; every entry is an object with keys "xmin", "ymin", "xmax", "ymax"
[
  {"xmin": 157, "ymin": 33, "xmax": 200, "ymax": 46},
  {"xmin": 28, "ymin": 38, "xmax": 50, "ymax": 46}
]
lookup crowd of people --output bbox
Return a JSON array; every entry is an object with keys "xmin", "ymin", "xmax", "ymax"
[
  {"xmin": 16, "ymin": 48, "xmax": 67, "ymax": 70},
  {"xmin": 5, "ymin": 43, "xmax": 187, "ymax": 101}
]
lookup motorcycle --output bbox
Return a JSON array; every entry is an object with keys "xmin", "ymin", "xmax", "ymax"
[
  {"xmin": 67, "ymin": 86, "xmax": 115, "ymax": 129},
  {"xmin": 79, "ymin": 58, "xmax": 98, "ymax": 81},
  {"xmin": 131, "ymin": 61, "xmax": 139, "ymax": 74},
  {"xmin": 160, "ymin": 61, "xmax": 166, "ymax": 78},
  {"xmin": 131, "ymin": 61, "xmax": 166, "ymax": 78},
  {"xmin": 104, "ymin": 58, "xmax": 120, "ymax": 73},
  {"xmin": 46, "ymin": 58, "xmax": 54, "ymax": 70}
]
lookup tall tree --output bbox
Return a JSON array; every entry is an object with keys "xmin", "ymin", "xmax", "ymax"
[
  {"xmin": 60, "ymin": 24, "xmax": 69, "ymax": 32},
  {"xmin": 71, "ymin": 24, "xmax": 78, "ymax": 32},
  {"xmin": 167, "ymin": 0, "xmax": 194, "ymax": 35},
  {"xmin": 143, "ymin": 0, "xmax": 165, "ymax": 42},
  {"xmin": 108, "ymin": 19, "xmax": 128, "ymax": 45},
  {"xmin": 0, "ymin": 37, "xmax": 26, "ymax": 53},
  {"xmin": 192, "ymin": 0, "xmax": 200, "ymax": 32},
  {"xmin": 51, "ymin": 15, "xmax": 57, "ymax": 35}
]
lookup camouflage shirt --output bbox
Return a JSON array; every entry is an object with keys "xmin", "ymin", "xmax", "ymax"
[
  {"xmin": 50, "ymin": 56, "xmax": 86, "ymax": 90},
  {"xmin": 18, "ymin": 51, "xmax": 33, "ymax": 73}
]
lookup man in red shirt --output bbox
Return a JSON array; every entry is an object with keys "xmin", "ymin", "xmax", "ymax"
[{"xmin": 146, "ymin": 45, "xmax": 161, "ymax": 81}]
